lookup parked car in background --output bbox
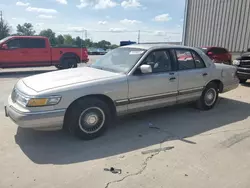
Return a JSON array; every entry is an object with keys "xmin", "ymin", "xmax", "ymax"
[
  {"xmin": 198, "ymin": 47, "xmax": 232, "ymax": 65},
  {"xmin": 87, "ymin": 48, "xmax": 107, "ymax": 55},
  {"xmin": 5, "ymin": 44, "xmax": 239, "ymax": 140},
  {"xmin": 233, "ymin": 49, "xmax": 250, "ymax": 83},
  {"xmin": 0, "ymin": 36, "xmax": 89, "ymax": 69}
]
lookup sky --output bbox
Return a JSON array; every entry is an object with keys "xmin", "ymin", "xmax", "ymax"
[{"xmin": 0, "ymin": 0, "xmax": 186, "ymax": 44}]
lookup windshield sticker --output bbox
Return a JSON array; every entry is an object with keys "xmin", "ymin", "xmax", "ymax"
[{"xmin": 129, "ymin": 51, "xmax": 144, "ymax": 55}]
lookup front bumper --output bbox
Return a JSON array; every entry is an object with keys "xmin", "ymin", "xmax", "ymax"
[
  {"xmin": 5, "ymin": 102, "xmax": 66, "ymax": 131},
  {"xmin": 237, "ymin": 67, "xmax": 250, "ymax": 79}
]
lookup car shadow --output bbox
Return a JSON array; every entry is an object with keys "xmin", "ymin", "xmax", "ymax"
[
  {"xmin": 15, "ymin": 97, "xmax": 250, "ymax": 165},
  {"xmin": 0, "ymin": 69, "xmax": 55, "ymax": 79},
  {"xmin": 241, "ymin": 82, "xmax": 250, "ymax": 87}
]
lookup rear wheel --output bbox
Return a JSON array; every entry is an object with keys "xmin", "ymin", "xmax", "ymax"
[
  {"xmin": 239, "ymin": 79, "xmax": 247, "ymax": 84},
  {"xmin": 61, "ymin": 58, "xmax": 78, "ymax": 69},
  {"xmin": 196, "ymin": 82, "xmax": 219, "ymax": 110},
  {"xmin": 65, "ymin": 98, "xmax": 111, "ymax": 140}
]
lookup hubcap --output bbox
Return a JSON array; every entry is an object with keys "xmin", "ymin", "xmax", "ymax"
[
  {"xmin": 204, "ymin": 88, "xmax": 217, "ymax": 106},
  {"xmin": 78, "ymin": 107, "xmax": 105, "ymax": 134}
]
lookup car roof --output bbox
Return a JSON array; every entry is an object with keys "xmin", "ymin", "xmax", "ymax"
[
  {"xmin": 121, "ymin": 43, "xmax": 197, "ymax": 51},
  {"xmin": 11, "ymin": 36, "xmax": 47, "ymax": 39}
]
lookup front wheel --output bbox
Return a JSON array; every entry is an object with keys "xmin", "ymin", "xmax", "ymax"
[
  {"xmin": 196, "ymin": 83, "xmax": 219, "ymax": 110},
  {"xmin": 65, "ymin": 98, "xmax": 111, "ymax": 140}
]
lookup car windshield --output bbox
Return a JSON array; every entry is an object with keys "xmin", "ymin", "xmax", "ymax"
[
  {"xmin": 90, "ymin": 47, "xmax": 146, "ymax": 73},
  {"xmin": 0, "ymin": 36, "xmax": 11, "ymax": 44}
]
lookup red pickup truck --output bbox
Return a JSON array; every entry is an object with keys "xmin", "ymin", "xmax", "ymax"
[{"xmin": 0, "ymin": 36, "xmax": 89, "ymax": 69}]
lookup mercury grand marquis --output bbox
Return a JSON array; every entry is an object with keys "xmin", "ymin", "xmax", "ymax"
[{"xmin": 5, "ymin": 44, "xmax": 239, "ymax": 140}]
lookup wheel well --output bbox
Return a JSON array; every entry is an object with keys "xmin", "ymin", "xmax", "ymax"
[
  {"xmin": 63, "ymin": 94, "xmax": 117, "ymax": 128},
  {"xmin": 208, "ymin": 80, "xmax": 224, "ymax": 93},
  {"xmin": 61, "ymin": 53, "xmax": 80, "ymax": 63}
]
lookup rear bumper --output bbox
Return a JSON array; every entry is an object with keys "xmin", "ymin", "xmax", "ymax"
[
  {"xmin": 222, "ymin": 78, "xmax": 239, "ymax": 93},
  {"xmin": 237, "ymin": 67, "xmax": 250, "ymax": 79},
  {"xmin": 5, "ymin": 99, "xmax": 66, "ymax": 130}
]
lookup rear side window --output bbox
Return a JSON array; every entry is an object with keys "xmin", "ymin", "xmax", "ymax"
[
  {"xmin": 175, "ymin": 49, "xmax": 195, "ymax": 70},
  {"xmin": 28, "ymin": 39, "xmax": 46, "ymax": 48},
  {"xmin": 210, "ymin": 48, "xmax": 228, "ymax": 54},
  {"xmin": 192, "ymin": 51, "xmax": 206, "ymax": 68},
  {"xmin": 175, "ymin": 49, "xmax": 206, "ymax": 70}
]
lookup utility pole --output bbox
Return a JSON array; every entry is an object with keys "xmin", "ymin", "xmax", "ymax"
[
  {"xmin": 137, "ymin": 30, "xmax": 140, "ymax": 44},
  {"xmin": 0, "ymin": 11, "xmax": 3, "ymax": 23},
  {"xmin": 85, "ymin": 30, "xmax": 88, "ymax": 40}
]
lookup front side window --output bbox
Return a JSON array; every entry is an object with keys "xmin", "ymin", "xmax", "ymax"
[
  {"xmin": 143, "ymin": 50, "xmax": 172, "ymax": 73},
  {"xmin": 7, "ymin": 39, "xmax": 21, "ymax": 49},
  {"xmin": 176, "ymin": 49, "xmax": 195, "ymax": 70},
  {"xmin": 91, "ymin": 47, "xmax": 145, "ymax": 73}
]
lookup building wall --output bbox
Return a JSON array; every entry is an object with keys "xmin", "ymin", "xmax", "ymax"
[{"xmin": 183, "ymin": 0, "xmax": 250, "ymax": 53}]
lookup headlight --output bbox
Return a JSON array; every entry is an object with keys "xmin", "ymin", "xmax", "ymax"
[
  {"xmin": 27, "ymin": 96, "xmax": 61, "ymax": 107},
  {"xmin": 13, "ymin": 89, "xmax": 61, "ymax": 107},
  {"xmin": 233, "ymin": 60, "xmax": 240, "ymax": 66}
]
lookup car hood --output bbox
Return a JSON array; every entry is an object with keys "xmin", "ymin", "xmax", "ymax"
[
  {"xmin": 22, "ymin": 67, "xmax": 121, "ymax": 92},
  {"xmin": 236, "ymin": 52, "xmax": 250, "ymax": 60}
]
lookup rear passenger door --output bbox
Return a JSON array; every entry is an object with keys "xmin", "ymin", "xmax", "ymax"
[
  {"xmin": 127, "ymin": 49, "xmax": 178, "ymax": 113},
  {"xmin": 174, "ymin": 49, "xmax": 210, "ymax": 103},
  {"xmin": 26, "ymin": 38, "xmax": 51, "ymax": 66}
]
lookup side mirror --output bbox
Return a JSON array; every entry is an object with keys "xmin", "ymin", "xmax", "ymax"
[
  {"xmin": 140, "ymin": 64, "xmax": 152, "ymax": 74},
  {"xmin": 2, "ymin": 44, "xmax": 8, "ymax": 49},
  {"xmin": 207, "ymin": 51, "xmax": 213, "ymax": 55}
]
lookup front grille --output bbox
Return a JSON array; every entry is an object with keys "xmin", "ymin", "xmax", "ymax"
[{"xmin": 240, "ymin": 61, "xmax": 250, "ymax": 68}]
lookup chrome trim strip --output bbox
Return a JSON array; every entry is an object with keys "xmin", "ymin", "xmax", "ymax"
[
  {"xmin": 115, "ymin": 99, "xmax": 129, "ymax": 106},
  {"xmin": 178, "ymin": 87, "xmax": 204, "ymax": 95},
  {"xmin": 130, "ymin": 92, "xmax": 177, "ymax": 103},
  {"xmin": 9, "ymin": 106, "xmax": 66, "ymax": 115},
  {"xmin": 115, "ymin": 87, "xmax": 204, "ymax": 106}
]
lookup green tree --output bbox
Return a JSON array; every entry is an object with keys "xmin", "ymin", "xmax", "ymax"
[
  {"xmin": 63, "ymin": 34, "xmax": 73, "ymax": 45},
  {"xmin": 0, "ymin": 19, "xmax": 11, "ymax": 39},
  {"xmin": 56, "ymin": 34, "xmax": 64, "ymax": 45},
  {"xmin": 39, "ymin": 29, "xmax": 56, "ymax": 46},
  {"xmin": 74, "ymin": 36, "xmax": 84, "ymax": 47},
  {"xmin": 83, "ymin": 39, "xmax": 93, "ymax": 47},
  {"xmin": 97, "ymin": 40, "xmax": 111, "ymax": 49},
  {"xmin": 110, "ymin": 44, "xmax": 119, "ymax": 49},
  {"xmin": 16, "ymin": 23, "xmax": 35, "ymax": 36}
]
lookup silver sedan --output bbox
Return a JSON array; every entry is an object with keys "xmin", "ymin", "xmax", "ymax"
[{"xmin": 5, "ymin": 44, "xmax": 239, "ymax": 140}]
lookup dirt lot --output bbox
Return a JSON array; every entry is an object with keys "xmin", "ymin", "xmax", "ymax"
[{"xmin": 1, "ymin": 58, "xmax": 250, "ymax": 188}]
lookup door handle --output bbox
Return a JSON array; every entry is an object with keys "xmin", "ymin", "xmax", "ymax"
[
  {"xmin": 202, "ymin": 73, "xmax": 208, "ymax": 76},
  {"xmin": 169, "ymin": 77, "xmax": 176, "ymax": 81}
]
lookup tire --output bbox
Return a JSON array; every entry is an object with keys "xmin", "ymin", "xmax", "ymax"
[
  {"xmin": 239, "ymin": 79, "xmax": 247, "ymax": 84},
  {"xmin": 55, "ymin": 65, "xmax": 63, "ymax": 69},
  {"xmin": 196, "ymin": 82, "xmax": 219, "ymax": 110},
  {"xmin": 61, "ymin": 58, "xmax": 78, "ymax": 69},
  {"xmin": 65, "ymin": 97, "xmax": 111, "ymax": 140}
]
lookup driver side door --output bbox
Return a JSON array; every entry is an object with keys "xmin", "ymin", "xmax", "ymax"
[
  {"xmin": 127, "ymin": 49, "xmax": 178, "ymax": 113},
  {"xmin": 0, "ymin": 38, "xmax": 22, "ymax": 68}
]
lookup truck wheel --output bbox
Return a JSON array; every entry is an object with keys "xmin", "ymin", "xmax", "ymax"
[
  {"xmin": 55, "ymin": 65, "xmax": 63, "ymax": 69},
  {"xmin": 61, "ymin": 58, "xmax": 78, "ymax": 69},
  {"xmin": 65, "ymin": 98, "xmax": 111, "ymax": 140},
  {"xmin": 239, "ymin": 79, "xmax": 247, "ymax": 84},
  {"xmin": 196, "ymin": 82, "xmax": 218, "ymax": 110}
]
